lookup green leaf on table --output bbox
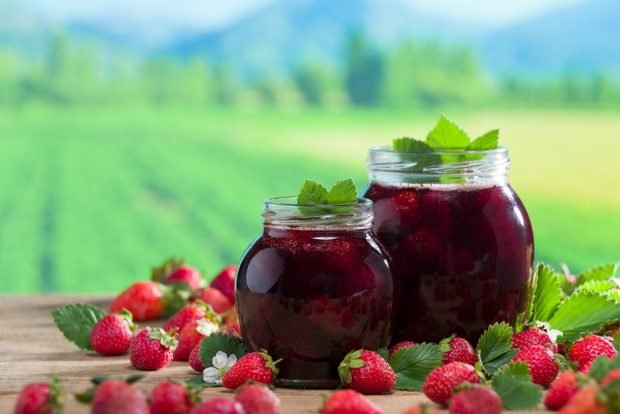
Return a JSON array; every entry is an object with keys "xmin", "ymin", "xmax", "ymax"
[
  {"xmin": 199, "ymin": 333, "xmax": 247, "ymax": 369},
  {"xmin": 530, "ymin": 263, "xmax": 563, "ymax": 323},
  {"xmin": 393, "ymin": 137, "xmax": 433, "ymax": 152},
  {"xmin": 185, "ymin": 374, "xmax": 220, "ymax": 389},
  {"xmin": 51, "ymin": 303, "xmax": 106, "ymax": 350},
  {"xmin": 297, "ymin": 180, "xmax": 329, "ymax": 206},
  {"xmin": 578, "ymin": 263, "xmax": 619, "ymax": 284},
  {"xmin": 389, "ymin": 343, "xmax": 443, "ymax": 391},
  {"xmin": 548, "ymin": 292, "xmax": 620, "ymax": 342},
  {"xmin": 327, "ymin": 179, "xmax": 357, "ymax": 205},
  {"xmin": 477, "ymin": 322, "xmax": 518, "ymax": 375},
  {"xmin": 426, "ymin": 114, "xmax": 470, "ymax": 150},
  {"xmin": 492, "ymin": 362, "xmax": 543, "ymax": 410},
  {"xmin": 467, "ymin": 129, "xmax": 499, "ymax": 151}
]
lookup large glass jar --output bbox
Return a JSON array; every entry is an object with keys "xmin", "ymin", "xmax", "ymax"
[
  {"xmin": 363, "ymin": 148, "xmax": 534, "ymax": 344},
  {"xmin": 236, "ymin": 197, "xmax": 395, "ymax": 389}
]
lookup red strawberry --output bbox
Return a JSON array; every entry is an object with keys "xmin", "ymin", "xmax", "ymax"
[
  {"xmin": 152, "ymin": 257, "xmax": 202, "ymax": 290},
  {"xmin": 198, "ymin": 287, "xmax": 233, "ymax": 314},
  {"xmin": 235, "ymin": 383, "xmax": 280, "ymax": 414},
  {"xmin": 189, "ymin": 343, "xmax": 205, "ymax": 372},
  {"xmin": 513, "ymin": 328, "xmax": 558, "ymax": 353},
  {"xmin": 389, "ymin": 341, "xmax": 416, "ymax": 356},
  {"xmin": 90, "ymin": 310, "xmax": 136, "ymax": 356},
  {"xmin": 110, "ymin": 281, "xmax": 164, "ymax": 321},
  {"xmin": 90, "ymin": 379, "xmax": 148, "ymax": 414},
  {"xmin": 338, "ymin": 349, "xmax": 396, "ymax": 395},
  {"xmin": 224, "ymin": 321, "xmax": 242, "ymax": 337},
  {"xmin": 441, "ymin": 337, "xmax": 478, "ymax": 366},
  {"xmin": 601, "ymin": 368, "xmax": 620, "ymax": 385},
  {"xmin": 422, "ymin": 362, "xmax": 481, "ymax": 405},
  {"xmin": 189, "ymin": 398, "xmax": 245, "ymax": 414},
  {"xmin": 449, "ymin": 386, "xmax": 502, "ymax": 414},
  {"xmin": 211, "ymin": 265, "xmax": 237, "ymax": 304},
  {"xmin": 512, "ymin": 345, "xmax": 559, "ymax": 387},
  {"xmin": 544, "ymin": 371, "xmax": 579, "ymax": 410},
  {"xmin": 321, "ymin": 389, "xmax": 381, "ymax": 414},
  {"xmin": 174, "ymin": 318, "xmax": 219, "ymax": 361},
  {"xmin": 569, "ymin": 335, "xmax": 617, "ymax": 372},
  {"xmin": 403, "ymin": 405, "xmax": 440, "ymax": 414},
  {"xmin": 222, "ymin": 350, "xmax": 281, "ymax": 390},
  {"xmin": 164, "ymin": 300, "xmax": 219, "ymax": 333},
  {"xmin": 150, "ymin": 381, "xmax": 198, "ymax": 414},
  {"xmin": 129, "ymin": 327, "xmax": 178, "ymax": 371},
  {"xmin": 14, "ymin": 376, "xmax": 64, "ymax": 414},
  {"xmin": 558, "ymin": 385, "xmax": 607, "ymax": 414}
]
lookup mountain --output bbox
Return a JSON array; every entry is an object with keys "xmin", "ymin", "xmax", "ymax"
[{"xmin": 477, "ymin": 0, "xmax": 620, "ymax": 75}]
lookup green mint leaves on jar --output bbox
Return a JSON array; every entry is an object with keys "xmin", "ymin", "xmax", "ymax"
[{"xmin": 297, "ymin": 179, "xmax": 357, "ymax": 215}]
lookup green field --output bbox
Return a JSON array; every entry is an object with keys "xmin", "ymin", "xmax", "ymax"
[{"xmin": 0, "ymin": 106, "xmax": 618, "ymax": 293}]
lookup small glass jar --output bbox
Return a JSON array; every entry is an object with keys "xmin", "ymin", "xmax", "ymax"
[
  {"xmin": 363, "ymin": 147, "xmax": 534, "ymax": 344},
  {"xmin": 236, "ymin": 197, "xmax": 395, "ymax": 389}
]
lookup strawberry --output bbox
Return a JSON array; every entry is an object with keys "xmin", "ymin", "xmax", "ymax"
[
  {"xmin": 544, "ymin": 371, "xmax": 579, "ymax": 410},
  {"xmin": 189, "ymin": 398, "xmax": 245, "ymax": 414},
  {"xmin": 197, "ymin": 287, "xmax": 233, "ymax": 314},
  {"xmin": 89, "ymin": 379, "xmax": 148, "ymax": 414},
  {"xmin": 150, "ymin": 381, "xmax": 199, "ymax": 414},
  {"xmin": 224, "ymin": 320, "xmax": 242, "ymax": 337},
  {"xmin": 449, "ymin": 386, "xmax": 502, "ymax": 414},
  {"xmin": 235, "ymin": 383, "xmax": 280, "ymax": 414},
  {"xmin": 403, "ymin": 405, "xmax": 440, "ymax": 414},
  {"xmin": 152, "ymin": 257, "xmax": 202, "ymax": 290},
  {"xmin": 211, "ymin": 265, "xmax": 237, "ymax": 304},
  {"xmin": 512, "ymin": 345, "xmax": 559, "ymax": 387},
  {"xmin": 14, "ymin": 376, "xmax": 64, "ymax": 414},
  {"xmin": 222, "ymin": 350, "xmax": 281, "ymax": 390},
  {"xmin": 164, "ymin": 300, "xmax": 219, "ymax": 333},
  {"xmin": 513, "ymin": 328, "xmax": 558, "ymax": 353},
  {"xmin": 90, "ymin": 310, "xmax": 136, "ymax": 356},
  {"xmin": 189, "ymin": 343, "xmax": 205, "ymax": 372},
  {"xmin": 389, "ymin": 341, "xmax": 416, "ymax": 356},
  {"xmin": 422, "ymin": 362, "xmax": 481, "ymax": 405},
  {"xmin": 569, "ymin": 335, "xmax": 617, "ymax": 372},
  {"xmin": 601, "ymin": 368, "xmax": 620, "ymax": 385},
  {"xmin": 110, "ymin": 281, "xmax": 165, "ymax": 321},
  {"xmin": 558, "ymin": 385, "xmax": 607, "ymax": 414},
  {"xmin": 338, "ymin": 349, "xmax": 396, "ymax": 395},
  {"xmin": 129, "ymin": 327, "xmax": 178, "ymax": 371},
  {"xmin": 174, "ymin": 318, "xmax": 219, "ymax": 361},
  {"xmin": 321, "ymin": 389, "xmax": 382, "ymax": 414},
  {"xmin": 441, "ymin": 337, "xmax": 478, "ymax": 366}
]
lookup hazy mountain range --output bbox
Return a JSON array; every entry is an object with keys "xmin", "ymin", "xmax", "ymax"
[{"xmin": 1, "ymin": 0, "xmax": 618, "ymax": 77}]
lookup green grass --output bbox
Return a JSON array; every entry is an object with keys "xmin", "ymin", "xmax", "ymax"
[{"xmin": 0, "ymin": 105, "xmax": 618, "ymax": 293}]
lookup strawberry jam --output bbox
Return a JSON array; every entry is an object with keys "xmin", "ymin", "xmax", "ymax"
[
  {"xmin": 364, "ymin": 147, "xmax": 534, "ymax": 344},
  {"xmin": 236, "ymin": 198, "xmax": 395, "ymax": 388}
]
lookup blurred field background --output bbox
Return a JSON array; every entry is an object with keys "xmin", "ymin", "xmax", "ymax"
[{"xmin": 0, "ymin": 0, "xmax": 619, "ymax": 292}]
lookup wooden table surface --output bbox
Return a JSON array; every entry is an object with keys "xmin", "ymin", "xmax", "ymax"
[{"xmin": 0, "ymin": 295, "xmax": 551, "ymax": 413}]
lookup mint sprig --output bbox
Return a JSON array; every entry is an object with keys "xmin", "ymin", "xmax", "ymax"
[
  {"xmin": 393, "ymin": 137, "xmax": 433, "ymax": 153},
  {"xmin": 491, "ymin": 362, "xmax": 543, "ymax": 410},
  {"xmin": 426, "ymin": 114, "xmax": 470, "ymax": 149},
  {"xmin": 389, "ymin": 343, "xmax": 443, "ymax": 391},
  {"xmin": 468, "ymin": 129, "xmax": 499, "ymax": 151},
  {"xmin": 52, "ymin": 303, "xmax": 107, "ymax": 350},
  {"xmin": 199, "ymin": 333, "xmax": 247, "ymax": 370},
  {"xmin": 297, "ymin": 179, "xmax": 357, "ymax": 207},
  {"xmin": 476, "ymin": 322, "xmax": 518, "ymax": 375}
]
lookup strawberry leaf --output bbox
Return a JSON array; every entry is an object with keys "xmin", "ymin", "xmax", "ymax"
[
  {"xmin": 199, "ymin": 333, "xmax": 247, "ymax": 369},
  {"xmin": 389, "ymin": 343, "xmax": 443, "ymax": 391},
  {"xmin": 185, "ymin": 374, "xmax": 220, "ymax": 389},
  {"xmin": 52, "ymin": 303, "xmax": 106, "ymax": 351},
  {"xmin": 426, "ymin": 114, "xmax": 470, "ymax": 150},
  {"xmin": 393, "ymin": 137, "xmax": 433, "ymax": 152},
  {"xmin": 492, "ymin": 362, "xmax": 543, "ymax": 410},
  {"xmin": 377, "ymin": 348, "xmax": 390, "ymax": 362},
  {"xmin": 530, "ymin": 263, "xmax": 563, "ymax": 323},
  {"xmin": 589, "ymin": 355, "xmax": 620, "ymax": 381},
  {"xmin": 476, "ymin": 322, "xmax": 518, "ymax": 375},
  {"xmin": 578, "ymin": 263, "xmax": 619, "ymax": 284},
  {"xmin": 548, "ymin": 292, "xmax": 620, "ymax": 342}
]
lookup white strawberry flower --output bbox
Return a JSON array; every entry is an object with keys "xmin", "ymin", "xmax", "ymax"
[
  {"xmin": 203, "ymin": 351, "xmax": 237, "ymax": 385},
  {"xmin": 196, "ymin": 319, "xmax": 219, "ymax": 337}
]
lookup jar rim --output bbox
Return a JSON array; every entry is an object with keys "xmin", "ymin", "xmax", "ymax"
[{"xmin": 369, "ymin": 145, "xmax": 509, "ymax": 156}]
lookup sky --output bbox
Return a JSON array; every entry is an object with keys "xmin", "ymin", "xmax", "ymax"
[{"xmin": 19, "ymin": 0, "xmax": 586, "ymax": 31}]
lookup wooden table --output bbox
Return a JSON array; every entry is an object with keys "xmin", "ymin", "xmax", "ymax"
[{"xmin": 0, "ymin": 295, "xmax": 549, "ymax": 413}]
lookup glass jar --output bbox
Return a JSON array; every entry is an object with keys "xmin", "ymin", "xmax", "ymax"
[
  {"xmin": 362, "ymin": 147, "xmax": 534, "ymax": 344},
  {"xmin": 236, "ymin": 197, "xmax": 395, "ymax": 389}
]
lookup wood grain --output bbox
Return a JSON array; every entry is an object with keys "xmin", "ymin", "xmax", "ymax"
[{"xmin": 0, "ymin": 295, "xmax": 549, "ymax": 413}]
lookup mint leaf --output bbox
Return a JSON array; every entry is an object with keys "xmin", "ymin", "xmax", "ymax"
[
  {"xmin": 327, "ymin": 179, "xmax": 357, "ymax": 204},
  {"xmin": 477, "ymin": 322, "xmax": 518, "ymax": 375},
  {"xmin": 467, "ymin": 129, "xmax": 499, "ymax": 151},
  {"xmin": 52, "ymin": 303, "xmax": 106, "ymax": 350},
  {"xmin": 530, "ymin": 264, "xmax": 563, "ymax": 323},
  {"xmin": 393, "ymin": 137, "xmax": 433, "ymax": 152},
  {"xmin": 389, "ymin": 343, "xmax": 443, "ymax": 391},
  {"xmin": 199, "ymin": 333, "xmax": 247, "ymax": 368},
  {"xmin": 426, "ymin": 114, "xmax": 470, "ymax": 150},
  {"xmin": 297, "ymin": 180, "xmax": 328, "ymax": 206},
  {"xmin": 492, "ymin": 362, "xmax": 543, "ymax": 410},
  {"xmin": 548, "ymin": 292, "xmax": 620, "ymax": 342},
  {"xmin": 578, "ymin": 263, "xmax": 619, "ymax": 284}
]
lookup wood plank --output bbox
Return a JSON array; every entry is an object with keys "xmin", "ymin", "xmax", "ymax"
[{"xmin": 0, "ymin": 295, "xmax": 549, "ymax": 413}]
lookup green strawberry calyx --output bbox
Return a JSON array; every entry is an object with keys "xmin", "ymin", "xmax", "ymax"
[
  {"xmin": 148, "ymin": 327, "xmax": 179, "ymax": 350},
  {"xmin": 119, "ymin": 308, "xmax": 138, "ymax": 332},
  {"xmin": 260, "ymin": 349, "xmax": 283, "ymax": 377},
  {"xmin": 338, "ymin": 349, "xmax": 365, "ymax": 385},
  {"xmin": 46, "ymin": 375, "xmax": 65, "ymax": 414},
  {"xmin": 151, "ymin": 257, "xmax": 185, "ymax": 282}
]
